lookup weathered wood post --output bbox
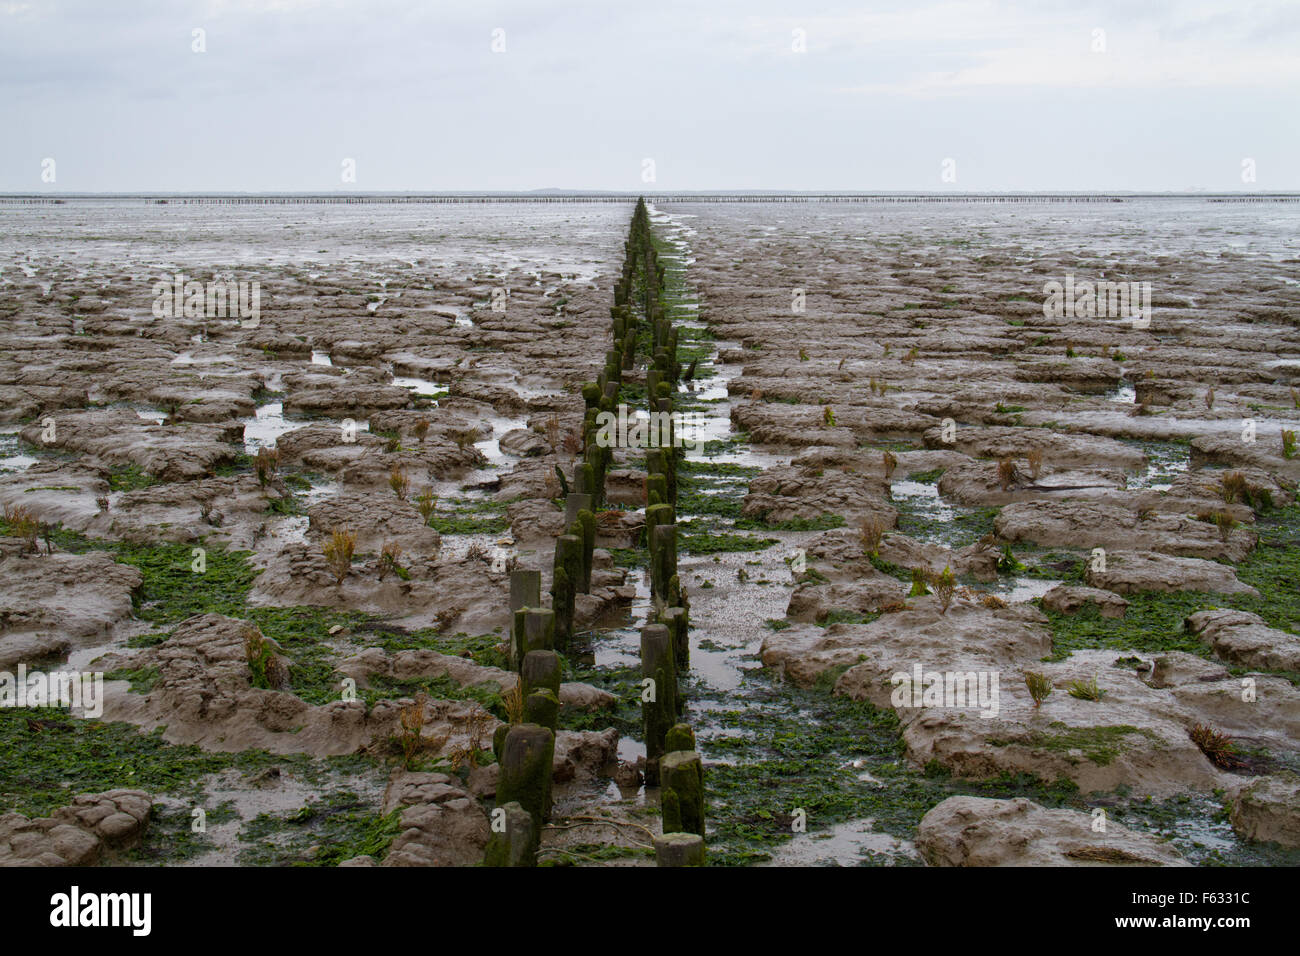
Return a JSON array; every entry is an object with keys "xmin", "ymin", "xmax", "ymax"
[
  {"xmin": 521, "ymin": 649, "xmax": 561, "ymax": 699},
  {"xmin": 660, "ymin": 750, "xmax": 705, "ymax": 838},
  {"xmin": 522, "ymin": 607, "xmax": 555, "ymax": 656},
  {"xmin": 665, "ymin": 723, "xmax": 695, "ymax": 753},
  {"xmin": 640, "ymin": 622, "xmax": 677, "ymax": 787},
  {"xmin": 509, "ymin": 569, "xmax": 542, "ymax": 669},
  {"xmin": 661, "ymin": 604, "xmax": 689, "ymax": 672},
  {"xmin": 520, "ymin": 649, "xmax": 561, "ymax": 730},
  {"xmin": 645, "ymin": 471, "xmax": 668, "ymax": 507},
  {"xmin": 484, "ymin": 801, "xmax": 537, "ymax": 867},
  {"xmin": 496, "ymin": 723, "xmax": 555, "ymax": 834},
  {"xmin": 654, "ymin": 832, "xmax": 704, "ymax": 867},
  {"xmin": 551, "ymin": 534, "xmax": 582, "ymax": 650},
  {"xmin": 577, "ymin": 509, "xmax": 596, "ymax": 593},
  {"xmin": 651, "ymin": 522, "xmax": 677, "ymax": 603}
]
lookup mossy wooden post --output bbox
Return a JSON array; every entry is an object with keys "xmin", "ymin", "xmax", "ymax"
[
  {"xmin": 584, "ymin": 437, "xmax": 607, "ymax": 509},
  {"xmin": 651, "ymin": 522, "xmax": 677, "ymax": 602},
  {"xmin": 496, "ymin": 723, "xmax": 555, "ymax": 832},
  {"xmin": 510, "ymin": 569, "xmax": 541, "ymax": 612},
  {"xmin": 644, "ymin": 501, "xmax": 674, "ymax": 563},
  {"xmin": 524, "ymin": 688, "xmax": 559, "ymax": 730},
  {"xmin": 660, "ymin": 750, "xmax": 705, "ymax": 837},
  {"xmin": 645, "ymin": 472, "xmax": 668, "ymax": 508},
  {"xmin": 564, "ymin": 492, "xmax": 592, "ymax": 528},
  {"xmin": 509, "ymin": 570, "xmax": 541, "ymax": 668},
  {"xmin": 664, "ymin": 723, "xmax": 695, "ymax": 753},
  {"xmin": 552, "ymin": 534, "xmax": 582, "ymax": 650},
  {"xmin": 484, "ymin": 800, "xmax": 537, "ymax": 867},
  {"xmin": 640, "ymin": 623, "xmax": 677, "ymax": 787},
  {"xmin": 661, "ymin": 604, "xmax": 689, "ymax": 672},
  {"xmin": 662, "ymin": 443, "xmax": 678, "ymax": 505},
  {"xmin": 577, "ymin": 509, "xmax": 596, "ymax": 593},
  {"xmin": 493, "ymin": 723, "xmax": 509, "ymax": 761},
  {"xmin": 551, "ymin": 565, "xmax": 573, "ymax": 652},
  {"xmin": 645, "ymin": 447, "xmax": 669, "ymax": 503},
  {"xmin": 517, "ymin": 668, "xmax": 558, "ymax": 757},
  {"xmin": 654, "ymin": 832, "xmax": 704, "ymax": 867},
  {"xmin": 575, "ymin": 461, "xmax": 595, "ymax": 500},
  {"xmin": 523, "ymin": 607, "xmax": 555, "ymax": 655},
  {"xmin": 521, "ymin": 649, "xmax": 561, "ymax": 700}
]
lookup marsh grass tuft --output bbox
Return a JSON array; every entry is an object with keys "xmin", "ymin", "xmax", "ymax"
[
  {"xmin": 856, "ymin": 515, "xmax": 885, "ymax": 557},
  {"xmin": 378, "ymin": 541, "xmax": 403, "ymax": 581},
  {"xmin": 1217, "ymin": 471, "xmax": 1247, "ymax": 504},
  {"xmin": 253, "ymin": 446, "xmax": 279, "ymax": 488},
  {"xmin": 1066, "ymin": 673, "xmax": 1106, "ymax": 701},
  {"xmin": 1026, "ymin": 448, "xmax": 1043, "ymax": 480},
  {"xmin": 882, "ymin": 450, "xmax": 898, "ymax": 480},
  {"xmin": 415, "ymin": 487, "xmax": 437, "ymax": 522},
  {"xmin": 926, "ymin": 566, "xmax": 957, "ymax": 614},
  {"xmin": 3, "ymin": 504, "xmax": 39, "ymax": 553},
  {"xmin": 997, "ymin": 457, "xmax": 1022, "ymax": 491},
  {"xmin": 388, "ymin": 466, "xmax": 410, "ymax": 500},
  {"xmin": 322, "ymin": 529, "xmax": 357, "ymax": 586},
  {"xmin": 1189, "ymin": 722, "xmax": 1245, "ymax": 770},
  {"xmin": 908, "ymin": 567, "xmax": 929, "ymax": 597},
  {"xmin": 1024, "ymin": 671, "xmax": 1053, "ymax": 708}
]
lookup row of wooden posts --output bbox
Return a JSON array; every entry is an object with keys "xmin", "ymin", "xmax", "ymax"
[{"xmin": 484, "ymin": 199, "xmax": 704, "ymax": 867}]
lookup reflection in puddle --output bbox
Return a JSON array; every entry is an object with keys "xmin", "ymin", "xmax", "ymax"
[
  {"xmin": 392, "ymin": 376, "xmax": 447, "ymax": 397},
  {"xmin": 0, "ymin": 429, "xmax": 37, "ymax": 472},
  {"xmin": 241, "ymin": 402, "xmax": 297, "ymax": 453}
]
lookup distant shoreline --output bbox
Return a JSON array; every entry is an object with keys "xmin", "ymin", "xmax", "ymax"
[{"xmin": 3, "ymin": 191, "xmax": 1299, "ymax": 205}]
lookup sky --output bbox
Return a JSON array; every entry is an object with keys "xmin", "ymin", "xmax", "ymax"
[{"xmin": 1, "ymin": 0, "xmax": 1297, "ymax": 192}]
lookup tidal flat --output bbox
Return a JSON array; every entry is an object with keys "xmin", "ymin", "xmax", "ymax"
[{"xmin": 2, "ymin": 196, "xmax": 1298, "ymax": 867}]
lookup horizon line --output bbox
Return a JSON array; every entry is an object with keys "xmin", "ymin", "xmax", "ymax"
[{"xmin": 3, "ymin": 189, "xmax": 1299, "ymax": 204}]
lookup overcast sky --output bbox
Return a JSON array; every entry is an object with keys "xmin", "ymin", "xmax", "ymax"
[{"xmin": 2, "ymin": 0, "xmax": 1297, "ymax": 192}]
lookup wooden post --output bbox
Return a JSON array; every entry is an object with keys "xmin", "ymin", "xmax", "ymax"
[
  {"xmin": 496, "ymin": 724, "xmax": 555, "ymax": 832},
  {"xmin": 551, "ymin": 534, "xmax": 582, "ymax": 649},
  {"xmin": 523, "ymin": 607, "xmax": 555, "ymax": 656},
  {"xmin": 640, "ymin": 623, "xmax": 677, "ymax": 787},
  {"xmin": 661, "ymin": 604, "xmax": 689, "ymax": 672},
  {"xmin": 654, "ymin": 832, "xmax": 704, "ymax": 867},
  {"xmin": 484, "ymin": 800, "xmax": 537, "ymax": 867},
  {"xmin": 660, "ymin": 750, "xmax": 705, "ymax": 837}
]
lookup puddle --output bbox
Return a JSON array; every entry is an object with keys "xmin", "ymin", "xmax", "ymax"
[
  {"xmin": 1125, "ymin": 442, "xmax": 1191, "ymax": 492},
  {"xmin": 759, "ymin": 818, "xmax": 917, "ymax": 866},
  {"xmin": 0, "ymin": 429, "xmax": 37, "ymax": 472},
  {"xmin": 240, "ymin": 402, "xmax": 299, "ymax": 453},
  {"xmin": 391, "ymin": 376, "xmax": 448, "ymax": 398},
  {"xmin": 890, "ymin": 478, "xmax": 957, "ymax": 525},
  {"xmin": 995, "ymin": 576, "xmax": 1062, "ymax": 604}
]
